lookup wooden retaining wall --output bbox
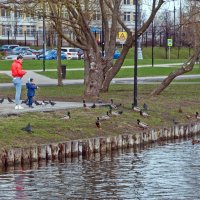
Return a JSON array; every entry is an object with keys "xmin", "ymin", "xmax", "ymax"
[{"xmin": 1, "ymin": 122, "xmax": 200, "ymax": 168}]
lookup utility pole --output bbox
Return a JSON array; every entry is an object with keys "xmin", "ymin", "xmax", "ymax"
[
  {"xmin": 173, "ymin": 0, "xmax": 176, "ymax": 47},
  {"xmin": 42, "ymin": 0, "xmax": 46, "ymax": 72},
  {"xmin": 133, "ymin": 0, "xmax": 138, "ymax": 107},
  {"xmin": 152, "ymin": 21, "xmax": 154, "ymax": 67}
]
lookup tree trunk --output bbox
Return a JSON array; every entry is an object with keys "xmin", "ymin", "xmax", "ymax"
[
  {"xmin": 151, "ymin": 51, "xmax": 200, "ymax": 96},
  {"xmin": 57, "ymin": 34, "xmax": 63, "ymax": 86}
]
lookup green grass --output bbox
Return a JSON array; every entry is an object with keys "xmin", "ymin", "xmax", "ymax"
[
  {"xmin": 36, "ymin": 66, "xmax": 200, "ymax": 79},
  {"xmin": 0, "ymin": 83, "xmax": 200, "ymax": 149},
  {"xmin": 0, "ymin": 47, "xmax": 193, "ymax": 70},
  {"xmin": 0, "ymin": 73, "xmax": 12, "ymax": 83}
]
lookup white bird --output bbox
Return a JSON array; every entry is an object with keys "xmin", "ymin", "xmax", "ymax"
[{"xmin": 99, "ymin": 112, "xmax": 110, "ymax": 121}]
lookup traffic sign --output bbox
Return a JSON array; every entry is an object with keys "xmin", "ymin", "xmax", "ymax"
[
  {"xmin": 167, "ymin": 38, "xmax": 173, "ymax": 47},
  {"xmin": 118, "ymin": 32, "xmax": 127, "ymax": 43}
]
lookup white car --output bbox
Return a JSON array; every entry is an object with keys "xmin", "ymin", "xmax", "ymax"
[
  {"xmin": 5, "ymin": 51, "xmax": 37, "ymax": 60},
  {"xmin": 61, "ymin": 47, "xmax": 79, "ymax": 60}
]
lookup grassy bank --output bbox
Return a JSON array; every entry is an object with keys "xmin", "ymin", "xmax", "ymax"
[{"xmin": 0, "ymin": 83, "xmax": 199, "ymax": 150}]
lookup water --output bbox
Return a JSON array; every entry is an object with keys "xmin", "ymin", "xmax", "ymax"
[{"xmin": 0, "ymin": 138, "xmax": 200, "ymax": 200}]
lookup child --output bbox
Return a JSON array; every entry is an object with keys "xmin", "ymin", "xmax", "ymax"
[{"xmin": 26, "ymin": 78, "xmax": 38, "ymax": 108}]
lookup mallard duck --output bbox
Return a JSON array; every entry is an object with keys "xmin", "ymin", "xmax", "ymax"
[
  {"xmin": 140, "ymin": 110, "xmax": 150, "ymax": 117},
  {"xmin": 195, "ymin": 112, "xmax": 200, "ymax": 119},
  {"xmin": 90, "ymin": 103, "xmax": 96, "ymax": 108},
  {"xmin": 132, "ymin": 104, "xmax": 141, "ymax": 112},
  {"xmin": 192, "ymin": 139, "xmax": 200, "ymax": 145},
  {"xmin": 137, "ymin": 119, "xmax": 149, "ymax": 129},
  {"xmin": 110, "ymin": 99, "xmax": 122, "ymax": 109},
  {"xmin": 61, "ymin": 112, "xmax": 71, "ymax": 120},
  {"xmin": 96, "ymin": 117, "xmax": 101, "ymax": 128},
  {"xmin": 99, "ymin": 112, "xmax": 110, "ymax": 121}
]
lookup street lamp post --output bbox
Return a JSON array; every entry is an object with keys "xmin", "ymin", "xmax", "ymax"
[
  {"xmin": 42, "ymin": 1, "xmax": 46, "ymax": 72},
  {"xmin": 133, "ymin": 0, "xmax": 138, "ymax": 107}
]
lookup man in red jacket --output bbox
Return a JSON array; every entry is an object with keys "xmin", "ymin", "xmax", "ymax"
[{"xmin": 11, "ymin": 55, "xmax": 26, "ymax": 109}]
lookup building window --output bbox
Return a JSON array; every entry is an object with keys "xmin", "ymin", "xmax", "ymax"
[
  {"xmin": 14, "ymin": 10, "xmax": 23, "ymax": 18},
  {"xmin": 124, "ymin": 0, "xmax": 130, "ymax": 4},
  {"xmin": 14, "ymin": 25, "xmax": 23, "ymax": 37},
  {"xmin": 124, "ymin": 12, "xmax": 130, "ymax": 21},
  {"xmin": 27, "ymin": 25, "xmax": 36, "ymax": 37},
  {"xmin": 2, "ymin": 25, "xmax": 11, "ymax": 36},
  {"xmin": 1, "ymin": 8, "xmax": 10, "ymax": 17}
]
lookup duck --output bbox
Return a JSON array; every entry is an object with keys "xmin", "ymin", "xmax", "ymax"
[
  {"xmin": 96, "ymin": 117, "xmax": 101, "ymax": 128},
  {"xmin": 140, "ymin": 109, "xmax": 150, "ymax": 117},
  {"xmin": 83, "ymin": 100, "xmax": 91, "ymax": 110},
  {"xmin": 192, "ymin": 139, "xmax": 200, "ymax": 145},
  {"xmin": 99, "ymin": 112, "xmax": 110, "ymax": 121},
  {"xmin": 109, "ymin": 108, "xmax": 123, "ymax": 116},
  {"xmin": 110, "ymin": 99, "xmax": 122, "ymax": 109},
  {"xmin": 0, "ymin": 97, "xmax": 4, "ymax": 104},
  {"xmin": 132, "ymin": 104, "xmax": 141, "ymax": 112},
  {"xmin": 61, "ymin": 112, "xmax": 71, "ymax": 120},
  {"xmin": 178, "ymin": 106, "xmax": 183, "ymax": 113},
  {"xmin": 195, "ymin": 112, "xmax": 200, "ymax": 119},
  {"xmin": 137, "ymin": 119, "xmax": 149, "ymax": 129}
]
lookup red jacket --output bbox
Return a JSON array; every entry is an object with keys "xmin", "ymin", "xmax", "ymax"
[{"xmin": 11, "ymin": 60, "xmax": 26, "ymax": 78}]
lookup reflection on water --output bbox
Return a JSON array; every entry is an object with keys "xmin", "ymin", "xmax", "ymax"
[{"xmin": 0, "ymin": 138, "xmax": 200, "ymax": 200}]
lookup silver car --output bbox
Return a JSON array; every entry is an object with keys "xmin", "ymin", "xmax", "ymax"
[{"xmin": 5, "ymin": 51, "xmax": 37, "ymax": 60}]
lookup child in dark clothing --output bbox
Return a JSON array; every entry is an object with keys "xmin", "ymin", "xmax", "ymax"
[{"xmin": 26, "ymin": 78, "xmax": 38, "ymax": 108}]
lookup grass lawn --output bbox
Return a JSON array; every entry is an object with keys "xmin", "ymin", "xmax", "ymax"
[
  {"xmin": 0, "ymin": 47, "xmax": 192, "ymax": 70},
  {"xmin": 0, "ymin": 83, "xmax": 200, "ymax": 150},
  {"xmin": 36, "ymin": 66, "xmax": 200, "ymax": 79},
  {"xmin": 0, "ymin": 73, "xmax": 12, "ymax": 83}
]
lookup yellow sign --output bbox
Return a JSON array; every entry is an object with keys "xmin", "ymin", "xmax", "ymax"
[
  {"xmin": 167, "ymin": 38, "xmax": 173, "ymax": 47},
  {"xmin": 118, "ymin": 32, "xmax": 127, "ymax": 43}
]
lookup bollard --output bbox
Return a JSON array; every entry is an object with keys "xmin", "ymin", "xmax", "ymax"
[
  {"xmin": 71, "ymin": 140, "xmax": 79, "ymax": 157},
  {"xmin": 38, "ymin": 145, "xmax": 47, "ymax": 160}
]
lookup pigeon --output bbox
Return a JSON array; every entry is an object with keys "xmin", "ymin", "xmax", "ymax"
[
  {"xmin": 90, "ymin": 103, "xmax": 96, "ymax": 108},
  {"xmin": 0, "ymin": 97, "xmax": 4, "ymax": 104},
  {"xmin": 49, "ymin": 100, "xmax": 56, "ymax": 106},
  {"xmin": 7, "ymin": 97, "xmax": 14, "ymax": 103},
  {"xmin": 137, "ymin": 119, "xmax": 149, "ymax": 129},
  {"xmin": 21, "ymin": 99, "xmax": 28, "ymax": 104},
  {"xmin": 96, "ymin": 117, "xmax": 101, "ymax": 128},
  {"xmin": 143, "ymin": 103, "xmax": 148, "ymax": 111},
  {"xmin": 21, "ymin": 123, "xmax": 33, "ymax": 133},
  {"xmin": 42, "ymin": 100, "xmax": 49, "ymax": 105},
  {"xmin": 61, "ymin": 112, "xmax": 71, "ymax": 120},
  {"xmin": 34, "ymin": 100, "xmax": 42, "ymax": 106}
]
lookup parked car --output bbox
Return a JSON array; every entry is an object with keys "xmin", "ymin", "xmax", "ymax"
[
  {"xmin": 28, "ymin": 49, "xmax": 41, "ymax": 55},
  {"xmin": 113, "ymin": 50, "xmax": 120, "ymax": 59},
  {"xmin": 37, "ymin": 50, "xmax": 67, "ymax": 60},
  {"xmin": 12, "ymin": 46, "xmax": 30, "ymax": 54},
  {"xmin": 0, "ymin": 44, "xmax": 20, "ymax": 56},
  {"xmin": 5, "ymin": 51, "xmax": 37, "ymax": 60},
  {"xmin": 61, "ymin": 47, "xmax": 79, "ymax": 60},
  {"xmin": 99, "ymin": 50, "xmax": 121, "ymax": 59}
]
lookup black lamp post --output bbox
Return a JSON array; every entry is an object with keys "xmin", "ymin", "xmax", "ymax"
[
  {"xmin": 42, "ymin": 2, "xmax": 46, "ymax": 72},
  {"xmin": 173, "ymin": 0, "xmax": 176, "ymax": 47},
  {"xmin": 152, "ymin": 21, "xmax": 154, "ymax": 67},
  {"xmin": 133, "ymin": 0, "xmax": 138, "ymax": 107}
]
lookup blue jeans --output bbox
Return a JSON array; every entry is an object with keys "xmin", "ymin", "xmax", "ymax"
[
  {"xmin": 12, "ymin": 77, "xmax": 22, "ymax": 105},
  {"xmin": 27, "ymin": 96, "xmax": 33, "ymax": 106}
]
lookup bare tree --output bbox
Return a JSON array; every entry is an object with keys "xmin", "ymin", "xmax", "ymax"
[
  {"xmin": 0, "ymin": 0, "xmax": 165, "ymax": 98},
  {"xmin": 151, "ymin": 0, "xmax": 200, "ymax": 95}
]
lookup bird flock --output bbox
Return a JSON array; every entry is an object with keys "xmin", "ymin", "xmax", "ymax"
[{"xmin": 1, "ymin": 96, "xmax": 200, "ymax": 146}]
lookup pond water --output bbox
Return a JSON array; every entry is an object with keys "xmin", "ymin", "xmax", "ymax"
[{"xmin": 0, "ymin": 137, "xmax": 200, "ymax": 200}]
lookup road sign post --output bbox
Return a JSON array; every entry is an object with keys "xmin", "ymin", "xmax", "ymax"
[
  {"xmin": 118, "ymin": 32, "xmax": 127, "ymax": 47},
  {"xmin": 167, "ymin": 38, "xmax": 173, "ymax": 60}
]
